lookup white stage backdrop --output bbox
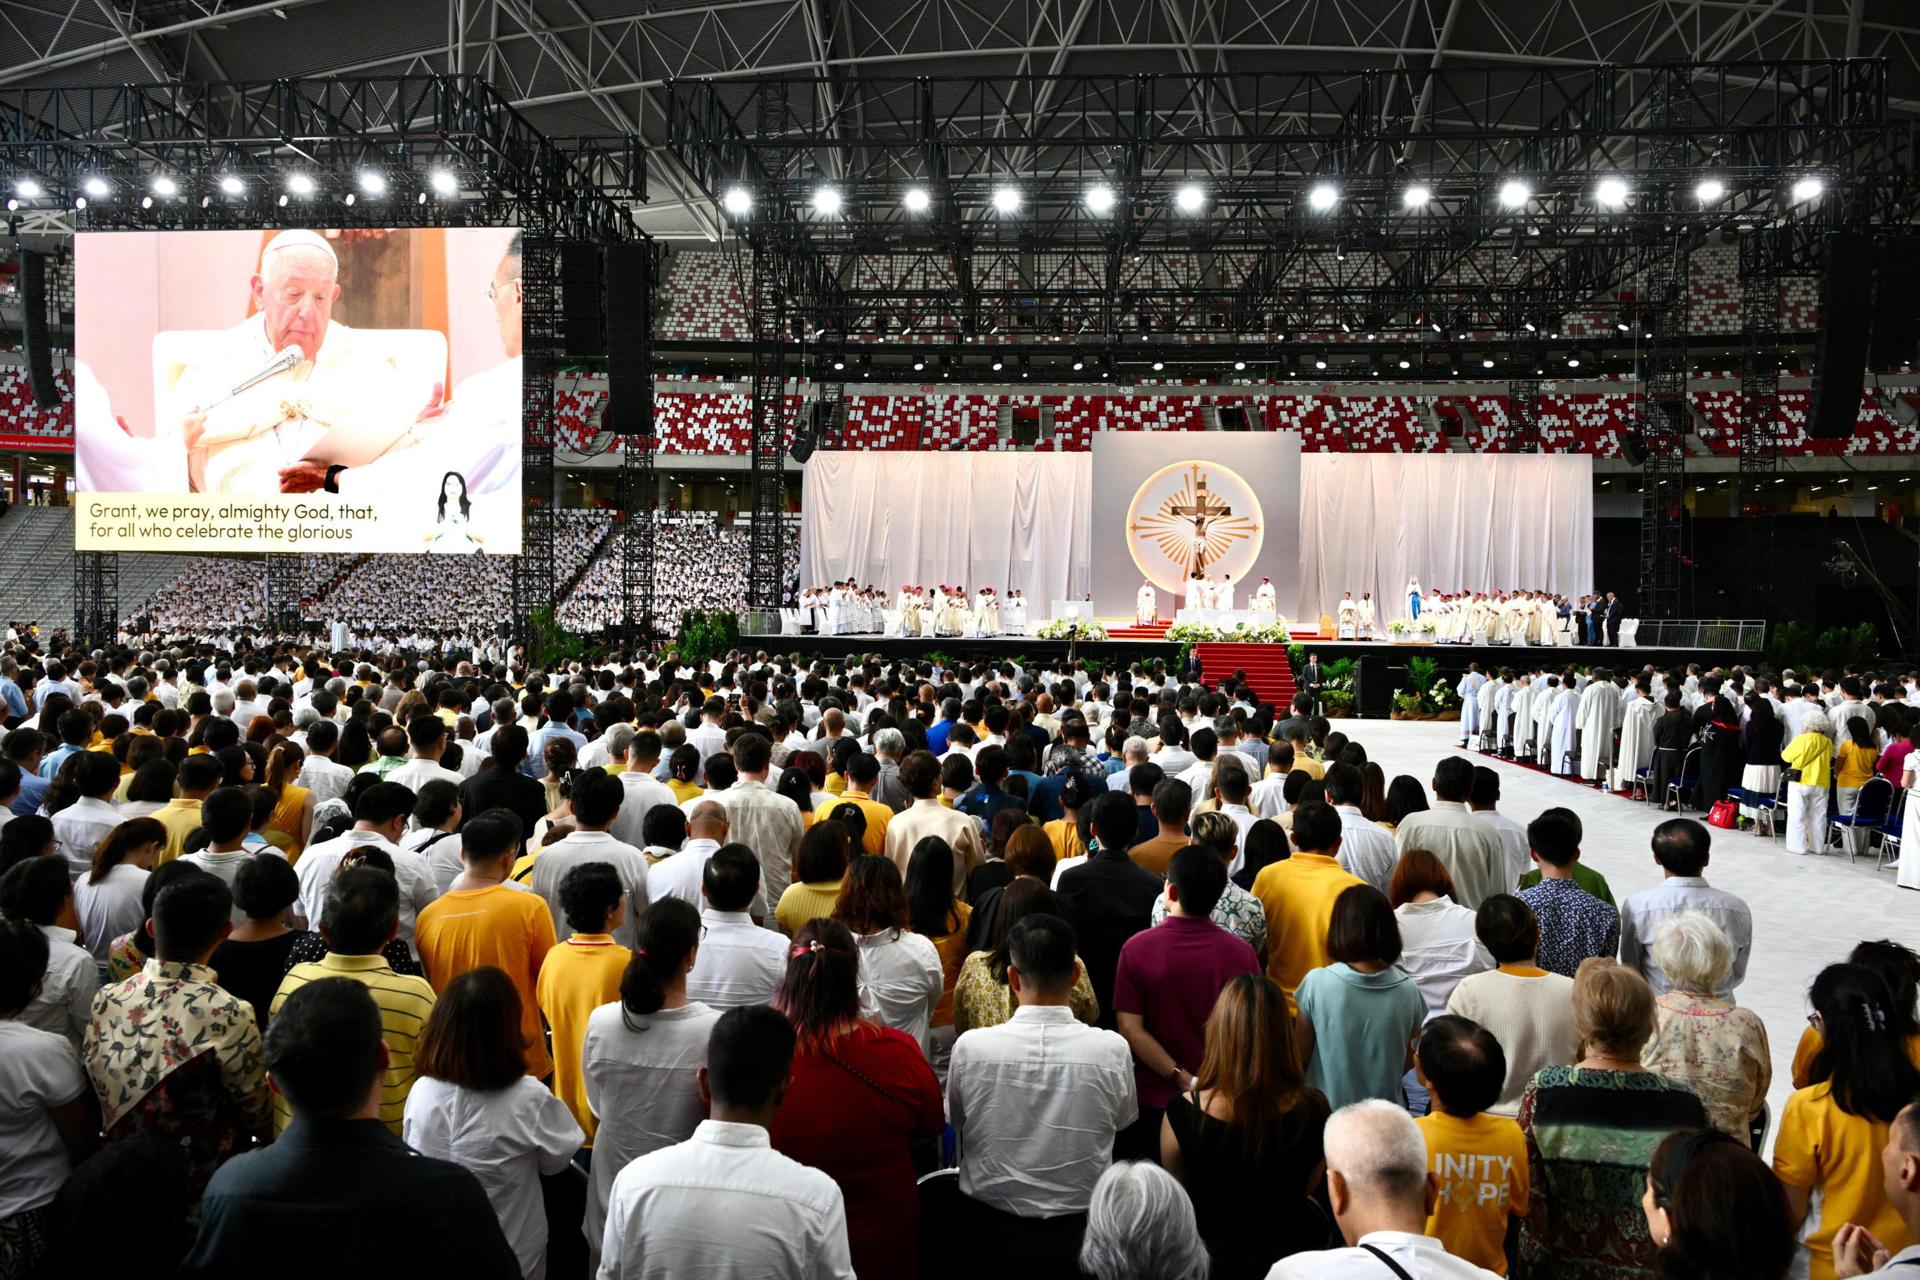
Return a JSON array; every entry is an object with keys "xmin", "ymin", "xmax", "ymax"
[
  {"xmin": 799, "ymin": 452, "xmax": 1094, "ymax": 602},
  {"xmin": 1297, "ymin": 453, "xmax": 1593, "ymax": 622}
]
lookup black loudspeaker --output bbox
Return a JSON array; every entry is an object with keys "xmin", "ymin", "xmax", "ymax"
[
  {"xmin": 560, "ymin": 243, "xmax": 605, "ymax": 359},
  {"xmin": 1355, "ymin": 655, "xmax": 1392, "ymax": 718},
  {"xmin": 789, "ymin": 402, "xmax": 824, "ymax": 463},
  {"xmin": 603, "ymin": 243, "xmax": 652, "ymax": 436},
  {"xmin": 1809, "ymin": 231, "xmax": 1875, "ymax": 440},
  {"xmin": 1618, "ymin": 431, "xmax": 1649, "ymax": 466},
  {"xmin": 16, "ymin": 249, "xmax": 56, "ymax": 409},
  {"xmin": 1871, "ymin": 235, "xmax": 1920, "ymax": 369}
]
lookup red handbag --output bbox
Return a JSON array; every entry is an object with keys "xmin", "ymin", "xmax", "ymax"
[{"xmin": 1706, "ymin": 799, "xmax": 1739, "ymax": 829}]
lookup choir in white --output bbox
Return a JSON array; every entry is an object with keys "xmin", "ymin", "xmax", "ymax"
[
  {"xmin": 793, "ymin": 583, "xmax": 1031, "ymax": 637},
  {"xmin": 1399, "ymin": 587, "xmax": 1595, "ymax": 645}
]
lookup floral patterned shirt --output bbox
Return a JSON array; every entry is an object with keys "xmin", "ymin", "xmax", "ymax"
[
  {"xmin": 1150, "ymin": 879, "xmax": 1268, "ymax": 957},
  {"xmin": 1640, "ymin": 990, "xmax": 1772, "ymax": 1140},
  {"xmin": 84, "ymin": 959, "xmax": 269, "ymax": 1137}
]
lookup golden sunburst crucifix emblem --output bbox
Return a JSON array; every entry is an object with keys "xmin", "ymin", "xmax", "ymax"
[{"xmin": 1128, "ymin": 463, "xmax": 1259, "ymax": 577}]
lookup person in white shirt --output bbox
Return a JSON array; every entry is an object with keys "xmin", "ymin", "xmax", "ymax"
[
  {"xmin": 72, "ymin": 816, "xmax": 160, "ymax": 960},
  {"xmin": 647, "ymin": 803, "xmax": 728, "ymax": 907},
  {"xmin": 403, "ymin": 966, "xmax": 583, "ymax": 1280},
  {"xmin": 1466, "ymin": 766, "xmax": 1529, "ymax": 892},
  {"xmin": 684, "ymin": 697, "xmax": 729, "ymax": 783},
  {"xmin": 49, "ymin": 753, "xmax": 122, "ymax": 884},
  {"xmin": 0, "ymin": 915, "xmax": 97, "ymax": 1271},
  {"xmin": 295, "ymin": 720, "xmax": 355, "ymax": 806},
  {"xmin": 948, "ymin": 913, "xmax": 1136, "ymax": 1271},
  {"xmin": 1390, "ymin": 848, "xmax": 1493, "ymax": 1020},
  {"xmin": 1616, "ymin": 818, "xmax": 1753, "ymax": 1000},
  {"xmin": 833, "ymin": 856, "xmax": 943, "ymax": 1052},
  {"xmin": 713, "ymin": 734, "xmax": 805, "ymax": 907},
  {"xmin": 528, "ymin": 772, "xmax": 651, "ymax": 949},
  {"xmin": 1107, "ymin": 738, "xmax": 1151, "ymax": 794},
  {"xmin": 401, "ymin": 780, "xmax": 466, "ymax": 895},
  {"xmin": 1325, "ymin": 764, "xmax": 1397, "ymax": 891},
  {"xmin": 0, "ymin": 858, "xmax": 99, "ymax": 1046},
  {"xmin": 598, "ymin": 1003, "xmax": 855, "ymax": 1279},
  {"xmin": 685, "ymin": 845, "xmax": 788, "ymax": 1009},
  {"xmin": 1393, "ymin": 757, "xmax": 1508, "ymax": 911},
  {"xmin": 385, "ymin": 714, "xmax": 464, "ymax": 795},
  {"xmin": 1267, "ymin": 1099, "xmax": 1501, "ymax": 1278},
  {"xmin": 583, "ymin": 896, "xmax": 723, "ymax": 1273},
  {"xmin": 182, "ymin": 787, "xmax": 288, "ymax": 927},
  {"xmin": 577, "ymin": 723, "xmax": 632, "ymax": 773},
  {"xmin": 610, "ymin": 731, "xmax": 676, "ymax": 849},
  {"xmin": 294, "ymin": 781, "xmax": 438, "ymax": 954}
]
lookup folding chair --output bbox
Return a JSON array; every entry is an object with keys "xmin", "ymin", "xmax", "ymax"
[
  {"xmin": 1630, "ymin": 765, "xmax": 1653, "ymax": 803},
  {"xmin": 1830, "ymin": 777, "xmax": 1895, "ymax": 863},
  {"xmin": 1665, "ymin": 747, "xmax": 1701, "ymax": 812},
  {"xmin": 1879, "ymin": 788, "xmax": 1906, "ymax": 872}
]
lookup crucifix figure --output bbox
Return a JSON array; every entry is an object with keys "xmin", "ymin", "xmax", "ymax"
[{"xmin": 1168, "ymin": 469, "xmax": 1234, "ymax": 576}]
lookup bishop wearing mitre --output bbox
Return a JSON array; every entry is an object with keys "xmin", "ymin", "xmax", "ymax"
[{"xmin": 1137, "ymin": 580, "xmax": 1158, "ymax": 625}]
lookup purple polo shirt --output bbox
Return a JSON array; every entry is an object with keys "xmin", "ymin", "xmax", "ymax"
[{"xmin": 1112, "ymin": 914, "xmax": 1261, "ymax": 1109}]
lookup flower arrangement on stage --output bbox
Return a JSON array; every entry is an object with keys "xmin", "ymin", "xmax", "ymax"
[
  {"xmin": 1166, "ymin": 620, "xmax": 1291, "ymax": 646},
  {"xmin": 1034, "ymin": 618, "xmax": 1108, "ymax": 640},
  {"xmin": 1390, "ymin": 655, "xmax": 1462, "ymax": 718},
  {"xmin": 1387, "ymin": 619, "xmax": 1437, "ymax": 640}
]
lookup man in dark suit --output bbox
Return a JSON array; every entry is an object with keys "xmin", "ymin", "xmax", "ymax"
[
  {"xmin": 1605, "ymin": 592, "xmax": 1625, "ymax": 646},
  {"xmin": 1302, "ymin": 652, "xmax": 1326, "ymax": 716}
]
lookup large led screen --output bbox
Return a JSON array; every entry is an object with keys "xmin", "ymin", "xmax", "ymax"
[{"xmin": 74, "ymin": 226, "xmax": 521, "ymax": 553}]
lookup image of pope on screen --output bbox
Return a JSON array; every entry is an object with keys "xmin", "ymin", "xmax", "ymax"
[{"xmin": 72, "ymin": 226, "xmax": 521, "ymax": 555}]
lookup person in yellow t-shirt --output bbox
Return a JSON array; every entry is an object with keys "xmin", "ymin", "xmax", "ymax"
[
  {"xmin": 812, "ymin": 753, "xmax": 890, "ymax": 857},
  {"xmin": 1415, "ymin": 1015, "xmax": 1528, "ymax": 1275},
  {"xmin": 535, "ymin": 861, "xmax": 632, "ymax": 1145},
  {"xmin": 1249, "ymin": 801, "xmax": 1363, "ymax": 1014},
  {"xmin": 1789, "ymin": 939, "xmax": 1920, "ymax": 1089},
  {"xmin": 1781, "ymin": 711, "xmax": 1836, "ymax": 855},
  {"xmin": 1774, "ymin": 962, "xmax": 1920, "ymax": 1280}
]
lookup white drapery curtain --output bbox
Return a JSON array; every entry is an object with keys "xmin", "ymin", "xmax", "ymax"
[
  {"xmin": 1296, "ymin": 453, "xmax": 1593, "ymax": 623},
  {"xmin": 799, "ymin": 452, "xmax": 1094, "ymax": 602}
]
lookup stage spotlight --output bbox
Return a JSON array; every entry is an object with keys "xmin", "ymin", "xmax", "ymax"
[
  {"xmin": 286, "ymin": 173, "xmax": 315, "ymax": 196},
  {"xmin": 991, "ymin": 186, "xmax": 1021, "ymax": 214},
  {"xmin": 73, "ymin": 197, "xmax": 85, "ymax": 210},
  {"xmin": 429, "ymin": 169, "xmax": 458, "ymax": 196},
  {"xmin": 343, "ymin": 193, "xmax": 356, "ymax": 206},
  {"xmin": 1695, "ymin": 177, "xmax": 1725, "ymax": 204},
  {"xmin": 1152, "ymin": 361, "xmax": 1166, "ymax": 372},
  {"xmin": 832, "ymin": 359, "xmax": 845, "ymax": 372},
  {"xmin": 13, "ymin": 177, "xmax": 40, "ymax": 199},
  {"xmin": 358, "ymin": 170, "xmax": 388, "ymax": 196},
  {"xmin": 912, "ymin": 357, "xmax": 926, "ymax": 371},
  {"xmin": 721, "ymin": 186, "xmax": 752, "ymax": 216},
  {"xmin": 1567, "ymin": 355, "xmax": 1582, "ymax": 368},
  {"xmin": 1085, "ymin": 184, "xmax": 1116, "ymax": 215},
  {"xmin": 1615, "ymin": 320, "xmax": 1630, "ymax": 332},
  {"xmin": 1482, "ymin": 357, "xmax": 1496, "ymax": 369},
  {"xmin": 1792, "ymin": 175, "xmax": 1824, "ymax": 202},
  {"xmin": 1174, "ymin": 184, "xmax": 1205, "ymax": 214},
  {"xmin": 1402, "ymin": 184, "xmax": 1431, "ymax": 209},
  {"xmin": 1308, "ymin": 183, "xmax": 1338, "ymax": 212},
  {"xmin": 811, "ymin": 185, "xmax": 842, "ymax": 216},
  {"xmin": 82, "ymin": 176, "xmax": 109, "ymax": 198},
  {"xmin": 1072, "ymin": 359, "xmax": 1085, "ymax": 371},
  {"xmin": 1398, "ymin": 359, "xmax": 1411, "ymax": 369},
  {"xmin": 147, "ymin": 174, "xmax": 177, "ymax": 199},
  {"xmin": 416, "ymin": 191, "xmax": 428, "ymax": 205},
  {"xmin": 220, "ymin": 174, "xmax": 246, "ymax": 195},
  {"xmin": 991, "ymin": 359, "xmax": 1004, "ymax": 371},
  {"xmin": 1496, "ymin": 179, "xmax": 1531, "ymax": 209},
  {"xmin": 1594, "ymin": 176, "xmax": 1630, "ymax": 207},
  {"xmin": 1314, "ymin": 359, "xmax": 1328, "ymax": 370},
  {"xmin": 902, "ymin": 186, "xmax": 930, "ymax": 213},
  {"xmin": 140, "ymin": 196, "xmax": 153, "ymax": 209},
  {"xmin": 1234, "ymin": 361, "xmax": 1247, "ymax": 371}
]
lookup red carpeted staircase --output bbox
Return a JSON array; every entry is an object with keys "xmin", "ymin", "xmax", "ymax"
[
  {"xmin": 1195, "ymin": 642, "xmax": 1297, "ymax": 707},
  {"xmin": 1106, "ymin": 619, "xmax": 1173, "ymax": 641}
]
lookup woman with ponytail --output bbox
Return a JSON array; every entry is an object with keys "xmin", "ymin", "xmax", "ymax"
[
  {"xmin": 770, "ymin": 918, "xmax": 943, "ymax": 1280},
  {"xmin": 1643, "ymin": 1128, "xmax": 1794, "ymax": 1280},
  {"xmin": 1774, "ymin": 963, "xmax": 1920, "ymax": 1280},
  {"xmin": 580, "ymin": 897, "xmax": 720, "ymax": 1274}
]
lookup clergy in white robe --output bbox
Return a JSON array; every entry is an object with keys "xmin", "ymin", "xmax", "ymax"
[
  {"xmin": 1533, "ymin": 677, "xmax": 1559, "ymax": 765},
  {"xmin": 1217, "ymin": 575, "xmax": 1236, "ymax": 611},
  {"xmin": 1509, "ymin": 681, "xmax": 1536, "ymax": 757},
  {"xmin": 1337, "ymin": 594, "xmax": 1360, "ymax": 637},
  {"xmin": 1456, "ymin": 667, "xmax": 1487, "ymax": 745},
  {"xmin": 1547, "ymin": 682, "xmax": 1581, "ymax": 774},
  {"xmin": 1137, "ymin": 582, "xmax": 1158, "ymax": 625},
  {"xmin": 1575, "ymin": 670, "xmax": 1624, "ymax": 783},
  {"xmin": 1356, "ymin": 593, "xmax": 1377, "ymax": 638},
  {"xmin": 1610, "ymin": 685, "xmax": 1659, "ymax": 792},
  {"xmin": 1007, "ymin": 593, "xmax": 1028, "ymax": 635}
]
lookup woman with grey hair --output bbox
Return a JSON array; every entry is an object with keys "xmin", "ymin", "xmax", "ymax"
[
  {"xmin": 1780, "ymin": 705, "xmax": 1835, "ymax": 855},
  {"xmin": 1078, "ymin": 1161, "xmax": 1211, "ymax": 1280},
  {"xmin": 1638, "ymin": 911, "xmax": 1771, "ymax": 1140}
]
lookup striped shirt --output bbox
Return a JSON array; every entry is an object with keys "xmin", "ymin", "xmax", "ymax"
[{"xmin": 269, "ymin": 952, "xmax": 436, "ymax": 1135}]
